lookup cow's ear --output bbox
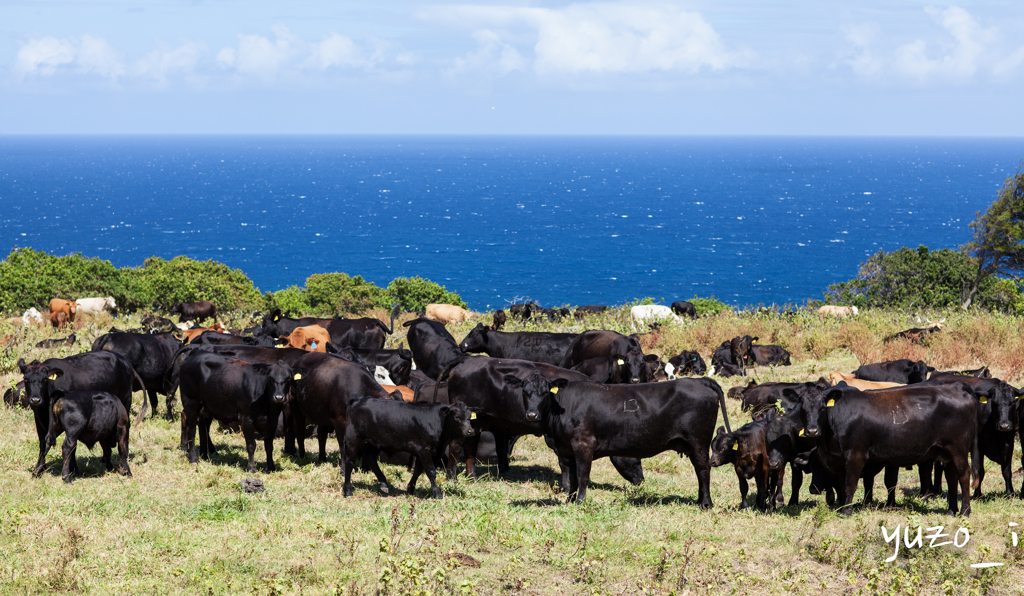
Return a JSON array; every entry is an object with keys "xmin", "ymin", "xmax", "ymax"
[
  {"xmin": 644, "ymin": 354, "xmax": 660, "ymax": 363},
  {"xmin": 17, "ymin": 358, "xmax": 27, "ymax": 373},
  {"xmin": 399, "ymin": 349, "xmax": 412, "ymax": 359},
  {"xmin": 503, "ymin": 374, "xmax": 524, "ymax": 388},
  {"xmin": 291, "ymin": 367, "xmax": 308, "ymax": 382},
  {"xmin": 715, "ymin": 425, "xmax": 726, "ymax": 437},
  {"xmin": 47, "ymin": 368, "xmax": 64, "ymax": 380},
  {"xmin": 550, "ymin": 378, "xmax": 570, "ymax": 393},
  {"xmin": 250, "ymin": 363, "xmax": 271, "ymax": 376},
  {"xmin": 824, "ymin": 388, "xmax": 843, "ymax": 406},
  {"xmin": 325, "ymin": 342, "xmax": 339, "ymax": 353},
  {"xmin": 611, "ymin": 354, "xmax": 626, "ymax": 366},
  {"xmin": 438, "ymin": 405, "xmax": 451, "ymax": 418},
  {"xmin": 751, "ymin": 337, "xmax": 759, "ymax": 343}
]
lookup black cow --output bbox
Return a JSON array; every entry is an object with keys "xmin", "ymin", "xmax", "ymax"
[
  {"xmin": 191, "ymin": 331, "xmax": 277, "ymax": 347},
  {"xmin": 169, "ymin": 300, "xmax": 218, "ymax": 324},
  {"xmin": 141, "ymin": 313, "xmax": 177, "ymax": 332},
  {"xmin": 289, "ymin": 352, "xmax": 403, "ymax": 463},
  {"xmin": 573, "ymin": 305, "xmax": 609, "ymax": 319},
  {"xmin": 671, "ymin": 301, "xmax": 697, "ymax": 318},
  {"xmin": 19, "ymin": 352, "xmax": 141, "ymax": 476},
  {"xmin": 35, "ymin": 390, "xmax": 131, "ymax": 483},
  {"xmin": 931, "ymin": 367, "xmax": 991, "ymax": 379},
  {"xmin": 403, "ymin": 318, "xmax": 467, "ymax": 380},
  {"xmin": 35, "ymin": 334, "xmax": 76, "ymax": 349},
  {"xmin": 559, "ymin": 330, "xmax": 640, "ymax": 369},
  {"xmin": 569, "ymin": 348, "xmax": 658, "ymax": 384},
  {"xmin": 4, "ymin": 381, "xmax": 27, "ymax": 408},
  {"xmin": 342, "ymin": 398, "xmax": 475, "ymax": 499},
  {"xmin": 459, "ymin": 323, "xmax": 578, "ymax": 366},
  {"xmin": 852, "ymin": 359, "xmax": 930, "ymax": 384},
  {"xmin": 509, "ymin": 302, "xmax": 535, "ymax": 320},
  {"xmin": 443, "ymin": 357, "xmax": 646, "ymax": 487},
  {"xmin": 780, "ymin": 383, "xmax": 976, "ymax": 516},
  {"xmin": 750, "ymin": 345, "xmax": 791, "ymax": 366},
  {"xmin": 532, "ymin": 306, "xmax": 570, "ymax": 321},
  {"xmin": 93, "ymin": 331, "xmax": 182, "ymax": 420},
  {"xmin": 179, "ymin": 352, "xmax": 295, "ymax": 472},
  {"xmin": 738, "ymin": 380, "xmax": 830, "ymax": 417},
  {"xmin": 730, "ymin": 335, "xmax": 757, "ymax": 376},
  {"xmin": 711, "ymin": 339, "xmax": 749, "ymax": 377},
  {"xmin": 537, "ymin": 377, "xmax": 729, "ymax": 506},
  {"xmin": 887, "ymin": 325, "xmax": 943, "ymax": 344},
  {"xmin": 667, "ymin": 351, "xmax": 707, "ymax": 377},
  {"xmin": 492, "ymin": 310, "xmax": 507, "ymax": 331},
  {"xmin": 710, "ymin": 419, "xmax": 784, "ymax": 511},
  {"xmin": 324, "ymin": 306, "xmax": 400, "ymax": 350},
  {"xmin": 260, "ymin": 309, "xmax": 333, "ymax": 338}
]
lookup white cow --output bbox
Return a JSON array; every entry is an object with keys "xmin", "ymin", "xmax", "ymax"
[
  {"xmin": 817, "ymin": 305, "xmax": 859, "ymax": 318},
  {"xmin": 76, "ymin": 296, "xmax": 117, "ymax": 315},
  {"xmin": 21, "ymin": 308, "xmax": 43, "ymax": 326},
  {"xmin": 630, "ymin": 305, "xmax": 682, "ymax": 330}
]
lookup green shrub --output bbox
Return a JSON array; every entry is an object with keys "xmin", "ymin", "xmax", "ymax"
[
  {"xmin": 303, "ymin": 273, "xmax": 391, "ymax": 316},
  {"xmin": 123, "ymin": 256, "xmax": 264, "ymax": 313},
  {"xmin": 0, "ymin": 247, "xmax": 129, "ymax": 313},
  {"xmin": 689, "ymin": 296, "xmax": 730, "ymax": 317},
  {"xmin": 263, "ymin": 286, "xmax": 311, "ymax": 317},
  {"xmin": 386, "ymin": 276, "xmax": 468, "ymax": 312}
]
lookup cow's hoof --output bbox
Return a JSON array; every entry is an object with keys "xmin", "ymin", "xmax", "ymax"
[
  {"xmin": 62, "ymin": 475, "xmax": 73, "ymax": 484},
  {"xmin": 343, "ymin": 488, "xmax": 353, "ymax": 498},
  {"xmin": 379, "ymin": 483, "xmax": 390, "ymax": 495}
]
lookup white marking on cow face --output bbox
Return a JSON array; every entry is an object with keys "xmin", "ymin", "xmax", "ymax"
[
  {"xmin": 375, "ymin": 365, "xmax": 395, "ymax": 386},
  {"xmin": 664, "ymin": 362, "xmax": 677, "ymax": 380}
]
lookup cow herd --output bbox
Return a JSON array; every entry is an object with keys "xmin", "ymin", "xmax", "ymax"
[{"xmin": 7, "ymin": 299, "xmax": 1019, "ymax": 519}]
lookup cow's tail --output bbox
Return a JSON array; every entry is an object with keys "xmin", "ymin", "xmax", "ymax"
[
  {"xmin": 91, "ymin": 333, "xmax": 111, "ymax": 353},
  {"xmin": 163, "ymin": 344, "xmax": 202, "ymax": 401},
  {"xmin": 711, "ymin": 378, "xmax": 731, "ymax": 433},
  {"xmin": 132, "ymin": 367, "xmax": 149, "ymax": 426}
]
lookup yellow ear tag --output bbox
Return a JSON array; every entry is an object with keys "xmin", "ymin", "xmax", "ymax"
[
  {"xmin": 550, "ymin": 387, "xmax": 559, "ymax": 394},
  {"xmin": 731, "ymin": 442, "xmax": 738, "ymax": 451},
  {"xmin": 273, "ymin": 316, "xmax": 279, "ymax": 321},
  {"xmin": 979, "ymin": 396, "xmax": 988, "ymax": 404},
  {"xmin": 799, "ymin": 429, "xmax": 806, "ymax": 437},
  {"xmin": 617, "ymin": 359, "xmax": 625, "ymax": 365},
  {"xmin": 48, "ymin": 373, "xmax": 58, "ymax": 380},
  {"xmin": 470, "ymin": 412, "xmax": 477, "ymax": 420},
  {"xmin": 826, "ymin": 399, "xmax": 835, "ymax": 407},
  {"xmin": 1016, "ymin": 395, "xmax": 1022, "ymax": 400},
  {"xmin": 293, "ymin": 373, "xmax": 302, "ymax": 380}
]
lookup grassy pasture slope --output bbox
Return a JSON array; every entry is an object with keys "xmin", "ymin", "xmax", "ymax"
[{"xmin": 1, "ymin": 308, "xmax": 1024, "ymax": 595}]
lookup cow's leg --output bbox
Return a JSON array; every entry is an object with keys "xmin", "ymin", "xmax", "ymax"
[
  {"xmin": 772, "ymin": 468, "xmax": 786, "ymax": 508},
  {"xmin": 462, "ymin": 433, "xmax": 481, "ymax": 479},
  {"xmin": 32, "ymin": 415, "xmax": 55, "ymax": 477},
  {"xmin": 973, "ymin": 456, "xmax": 986, "ymax": 499},
  {"xmin": 493, "ymin": 428, "xmax": 510, "ymax": 477},
  {"xmin": 918, "ymin": 460, "xmax": 935, "ymax": 499},
  {"xmin": 566, "ymin": 456, "xmax": 580, "ymax": 503},
  {"xmin": 291, "ymin": 409, "xmax": 306, "ymax": 460},
  {"xmin": 754, "ymin": 467, "xmax": 769, "ymax": 512},
  {"xmin": 117, "ymin": 421, "xmax": 132, "ymax": 477},
  {"xmin": 366, "ymin": 449, "xmax": 391, "ymax": 494},
  {"xmin": 418, "ymin": 451, "xmax": 443, "ymax": 499},
  {"xmin": 572, "ymin": 446, "xmax": 594, "ymax": 504},
  {"xmin": 60, "ymin": 434, "xmax": 79, "ymax": 483},
  {"xmin": 788, "ymin": 465, "xmax": 803, "ymax": 507},
  {"xmin": 407, "ymin": 456, "xmax": 423, "ymax": 495},
  {"xmin": 263, "ymin": 407, "xmax": 278, "ymax": 473},
  {"xmin": 198, "ymin": 416, "xmax": 213, "ymax": 460},
  {"xmin": 318, "ymin": 426, "xmax": 330, "ymax": 464},
  {"xmin": 884, "ymin": 466, "xmax": 898, "ymax": 507},
  {"xmin": 341, "ymin": 429, "xmax": 356, "ymax": 497},
  {"xmin": 842, "ymin": 456, "xmax": 867, "ymax": 516},
  {"xmin": 101, "ymin": 439, "xmax": 114, "ymax": 472},
  {"xmin": 1001, "ymin": 442, "xmax": 1015, "ymax": 497},
  {"xmin": 933, "ymin": 461, "xmax": 944, "ymax": 498},
  {"xmin": 684, "ymin": 444, "xmax": 713, "ymax": 510},
  {"xmin": 737, "ymin": 474, "xmax": 750, "ymax": 510},
  {"xmin": 182, "ymin": 401, "xmax": 200, "ymax": 465},
  {"xmin": 165, "ymin": 389, "xmax": 178, "ymax": 422},
  {"xmin": 240, "ymin": 420, "xmax": 258, "ymax": 473},
  {"xmin": 282, "ymin": 406, "xmax": 296, "ymax": 456},
  {"xmin": 954, "ymin": 452, "xmax": 972, "ymax": 517}
]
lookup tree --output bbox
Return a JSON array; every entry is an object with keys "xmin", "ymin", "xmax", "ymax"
[{"xmin": 963, "ymin": 164, "xmax": 1024, "ymax": 309}]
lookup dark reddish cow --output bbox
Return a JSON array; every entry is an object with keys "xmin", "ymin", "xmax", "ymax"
[
  {"xmin": 710, "ymin": 419, "xmax": 783, "ymax": 511},
  {"xmin": 169, "ymin": 300, "xmax": 218, "ymax": 324}
]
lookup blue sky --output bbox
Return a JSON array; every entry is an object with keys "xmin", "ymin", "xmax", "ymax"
[{"xmin": 3, "ymin": 0, "xmax": 1024, "ymax": 135}]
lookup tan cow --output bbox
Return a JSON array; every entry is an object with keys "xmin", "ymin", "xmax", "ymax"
[
  {"xmin": 425, "ymin": 303, "xmax": 473, "ymax": 324},
  {"xmin": 181, "ymin": 323, "xmax": 228, "ymax": 344},
  {"xmin": 49, "ymin": 298, "xmax": 78, "ymax": 323},
  {"xmin": 829, "ymin": 370, "xmax": 904, "ymax": 391},
  {"xmin": 282, "ymin": 325, "xmax": 332, "ymax": 352},
  {"xmin": 818, "ymin": 305, "xmax": 859, "ymax": 318}
]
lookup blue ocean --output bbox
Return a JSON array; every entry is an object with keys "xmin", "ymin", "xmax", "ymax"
[{"xmin": 2, "ymin": 136, "xmax": 1023, "ymax": 310}]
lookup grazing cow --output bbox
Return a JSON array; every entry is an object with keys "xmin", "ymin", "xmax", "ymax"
[
  {"xmin": 667, "ymin": 351, "xmax": 707, "ymax": 378},
  {"xmin": 852, "ymin": 359, "xmax": 930, "ymax": 384},
  {"xmin": 35, "ymin": 390, "xmax": 131, "ymax": 483},
  {"xmin": 630, "ymin": 305, "xmax": 682, "ymax": 330},
  {"xmin": 18, "ymin": 352, "xmax": 141, "ymax": 475},
  {"xmin": 169, "ymin": 300, "xmax": 218, "ymax": 324},
  {"xmin": 509, "ymin": 302, "xmax": 535, "ymax": 320},
  {"xmin": 75, "ymin": 297, "xmax": 117, "ymax": 316},
  {"xmin": 710, "ymin": 420, "xmax": 784, "ymax": 511},
  {"xmin": 36, "ymin": 334, "xmax": 76, "ymax": 349},
  {"xmin": 425, "ymin": 303, "xmax": 473, "ymax": 325},
  {"xmin": 443, "ymin": 358, "xmax": 647, "ymax": 488},
  {"xmin": 776, "ymin": 383, "xmax": 976, "ymax": 516},
  {"xmin": 22, "ymin": 308, "xmax": 44, "ymax": 326},
  {"xmin": 458, "ymin": 323, "xmax": 578, "ymax": 366},
  {"xmin": 49, "ymin": 311, "xmax": 69, "ymax": 329},
  {"xmin": 828, "ymin": 371, "xmax": 904, "ymax": 391},
  {"xmin": 342, "ymin": 398, "xmax": 475, "ymax": 499},
  {"xmin": 570, "ymin": 348, "xmax": 659, "ymax": 384},
  {"xmin": 93, "ymin": 331, "xmax": 183, "ymax": 421},
  {"xmin": 179, "ymin": 352, "xmax": 295, "ymax": 472},
  {"xmin": 817, "ymin": 305, "xmax": 859, "ymax": 317},
  {"xmin": 282, "ymin": 325, "xmax": 332, "ymax": 352},
  {"xmin": 573, "ymin": 305, "xmax": 609, "ymax": 319},
  {"xmin": 887, "ymin": 322, "xmax": 944, "ymax": 344},
  {"xmin": 750, "ymin": 345, "xmax": 791, "ymax": 366},
  {"xmin": 492, "ymin": 310, "xmax": 507, "ymax": 331},
  {"xmin": 403, "ymin": 318, "xmax": 468, "ymax": 380},
  {"xmin": 48, "ymin": 299, "xmax": 78, "ymax": 323},
  {"xmin": 537, "ymin": 377, "xmax": 729, "ymax": 506},
  {"xmin": 288, "ymin": 352, "xmax": 403, "ymax": 463},
  {"xmin": 323, "ymin": 305, "xmax": 400, "ymax": 350},
  {"xmin": 671, "ymin": 301, "xmax": 697, "ymax": 318}
]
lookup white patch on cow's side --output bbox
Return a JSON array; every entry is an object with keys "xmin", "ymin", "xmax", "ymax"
[
  {"xmin": 175, "ymin": 323, "xmax": 190, "ymax": 331},
  {"xmin": 411, "ymin": 360, "xmax": 417, "ymax": 370},
  {"xmin": 664, "ymin": 361, "xmax": 677, "ymax": 380},
  {"xmin": 375, "ymin": 365, "xmax": 395, "ymax": 386}
]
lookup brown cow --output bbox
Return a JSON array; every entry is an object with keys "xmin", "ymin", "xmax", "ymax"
[
  {"xmin": 380, "ymin": 384, "xmax": 415, "ymax": 402},
  {"xmin": 49, "ymin": 299, "xmax": 78, "ymax": 323},
  {"xmin": 180, "ymin": 323, "xmax": 227, "ymax": 344},
  {"xmin": 282, "ymin": 325, "xmax": 332, "ymax": 352},
  {"xmin": 49, "ymin": 311, "xmax": 69, "ymax": 329},
  {"xmin": 425, "ymin": 304, "xmax": 473, "ymax": 325}
]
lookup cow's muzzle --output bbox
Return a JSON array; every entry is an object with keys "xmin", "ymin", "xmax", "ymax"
[
  {"xmin": 525, "ymin": 411, "xmax": 540, "ymax": 422},
  {"xmin": 803, "ymin": 427, "xmax": 820, "ymax": 438},
  {"xmin": 630, "ymin": 378, "xmax": 640, "ymax": 384},
  {"xmin": 273, "ymin": 394, "xmax": 287, "ymax": 404},
  {"xmin": 999, "ymin": 421, "xmax": 1013, "ymax": 432}
]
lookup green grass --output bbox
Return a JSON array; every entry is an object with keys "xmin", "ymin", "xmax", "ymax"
[{"xmin": 2, "ymin": 309, "xmax": 1024, "ymax": 594}]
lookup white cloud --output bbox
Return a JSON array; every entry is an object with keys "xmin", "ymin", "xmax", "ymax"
[
  {"xmin": 76, "ymin": 35, "xmax": 124, "ymax": 78},
  {"xmin": 425, "ymin": 3, "xmax": 746, "ymax": 75},
  {"xmin": 446, "ymin": 29, "xmax": 524, "ymax": 76},
  {"xmin": 132, "ymin": 40, "xmax": 207, "ymax": 82},
  {"xmin": 838, "ymin": 23, "xmax": 882, "ymax": 77},
  {"xmin": 14, "ymin": 36, "xmax": 77, "ymax": 76}
]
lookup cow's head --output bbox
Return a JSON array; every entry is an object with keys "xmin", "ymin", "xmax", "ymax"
[
  {"xmin": 67, "ymin": 301, "xmax": 78, "ymax": 316},
  {"xmin": 442, "ymin": 402, "xmax": 476, "ymax": 439},
  {"xmin": 459, "ymin": 323, "xmax": 489, "ymax": 354},
  {"xmin": 980, "ymin": 381, "xmax": 1018, "ymax": 433},
  {"xmin": 765, "ymin": 404, "xmax": 805, "ymax": 470},
  {"xmin": 504, "ymin": 372, "xmax": 569, "ymax": 422},
  {"xmin": 730, "ymin": 336, "xmax": 758, "ymax": 373},
  {"xmin": 18, "ymin": 358, "xmax": 62, "ymax": 409},
  {"xmin": 248, "ymin": 360, "xmax": 295, "ymax": 405},
  {"xmin": 683, "ymin": 351, "xmax": 707, "ymax": 375},
  {"xmin": 610, "ymin": 348, "xmax": 658, "ymax": 384},
  {"xmin": 797, "ymin": 386, "xmax": 837, "ymax": 438},
  {"xmin": 908, "ymin": 360, "xmax": 929, "ymax": 384},
  {"xmin": 709, "ymin": 426, "xmax": 737, "ymax": 467}
]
